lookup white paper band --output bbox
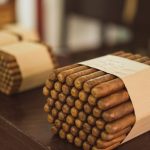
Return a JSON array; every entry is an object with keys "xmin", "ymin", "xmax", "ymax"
[
  {"xmin": 1, "ymin": 41, "xmax": 54, "ymax": 92},
  {"xmin": 79, "ymin": 55, "xmax": 150, "ymax": 143}
]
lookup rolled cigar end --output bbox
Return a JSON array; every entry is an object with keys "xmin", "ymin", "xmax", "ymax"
[
  {"xmin": 75, "ymin": 99, "xmax": 83, "ymax": 110},
  {"xmin": 55, "ymin": 101, "xmax": 62, "ymax": 110},
  {"xmin": 87, "ymin": 135, "xmax": 96, "ymax": 146},
  {"xmin": 71, "ymin": 107, "xmax": 78, "ymax": 118},
  {"xmin": 49, "ymin": 71, "xmax": 57, "ymax": 81},
  {"xmin": 45, "ymin": 79, "xmax": 54, "ymax": 89},
  {"xmin": 96, "ymin": 119, "xmax": 105, "ymax": 130},
  {"xmin": 92, "ymin": 127, "xmax": 100, "ymax": 137},
  {"xmin": 74, "ymin": 137, "xmax": 82, "ymax": 147},
  {"xmin": 51, "ymin": 108, "xmax": 58, "ymax": 117},
  {"xmin": 57, "ymin": 72, "xmax": 65, "ymax": 83},
  {"xmin": 79, "ymin": 91, "xmax": 88, "ymax": 102},
  {"xmin": 66, "ymin": 76, "xmax": 74, "ymax": 86},
  {"xmin": 55, "ymin": 119, "xmax": 62, "ymax": 128},
  {"xmin": 59, "ymin": 129, "xmax": 66, "ymax": 139},
  {"xmin": 67, "ymin": 133, "xmax": 74, "ymax": 143},
  {"xmin": 43, "ymin": 87, "xmax": 49, "ymax": 96},
  {"xmin": 44, "ymin": 103, "xmax": 50, "ymax": 112},
  {"xmin": 83, "ymin": 142, "xmax": 91, "ymax": 150},
  {"xmin": 47, "ymin": 97, "xmax": 54, "ymax": 107},
  {"xmin": 88, "ymin": 95, "xmax": 97, "ymax": 106},
  {"xmin": 58, "ymin": 93, "xmax": 66, "ymax": 103},
  {"xmin": 58, "ymin": 111, "xmax": 66, "ymax": 121},
  {"xmin": 50, "ymin": 126, "xmax": 58, "ymax": 134},
  {"xmin": 47, "ymin": 114, "xmax": 54, "ymax": 123},
  {"xmin": 62, "ymin": 84, "xmax": 70, "ymax": 95},
  {"xmin": 50, "ymin": 89, "xmax": 58, "ymax": 99},
  {"xmin": 79, "ymin": 130, "xmax": 87, "ymax": 141},
  {"xmin": 93, "ymin": 107, "xmax": 102, "ymax": 118},
  {"xmin": 62, "ymin": 104, "xmax": 70, "ymax": 114},
  {"xmin": 62, "ymin": 123, "xmax": 70, "ymax": 132},
  {"xmin": 71, "ymin": 87, "xmax": 79, "ymax": 98},
  {"xmin": 54, "ymin": 81, "xmax": 62, "ymax": 92},
  {"xmin": 66, "ymin": 115, "xmax": 74, "ymax": 125},
  {"xmin": 75, "ymin": 119, "xmax": 83, "ymax": 129}
]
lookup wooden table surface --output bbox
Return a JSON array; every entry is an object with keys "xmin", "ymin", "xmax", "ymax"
[{"xmin": 0, "ymin": 54, "xmax": 150, "ymax": 150}]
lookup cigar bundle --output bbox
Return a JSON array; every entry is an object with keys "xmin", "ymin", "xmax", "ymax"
[
  {"xmin": 0, "ymin": 41, "xmax": 57, "ymax": 95},
  {"xmin": 43, "ymin": 50, "xmax": 150, "ymax": 150}
]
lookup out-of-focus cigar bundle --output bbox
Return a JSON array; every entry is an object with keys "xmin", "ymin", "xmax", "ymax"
[
  {"xmin": 43, "ymin": 50, "xmax": 150, "ymax": 150},
  {"xmin": 0, "ymin": 23, "xmax": 40, "ymax": 43},
  {"xmin": 0, "ymin": 41, "xmax": 57, "ymax": 95}
]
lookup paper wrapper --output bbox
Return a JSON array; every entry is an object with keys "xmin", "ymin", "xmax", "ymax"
[
  {"xmin": 79, "ymin": 55, "xmax": 150, "ymax": 143},
  {"xmin": 0, "ymin": 41, "xmax": 55, "ymax": 93}
]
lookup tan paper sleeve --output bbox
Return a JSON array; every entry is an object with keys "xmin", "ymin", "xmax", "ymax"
[
  {"xmin": 79, "ymin": 55, "xmax": 150, "ymax": 143},
  {"xmin": 0, "ymin": 41, "xmax": 54, "ymax": 92}
]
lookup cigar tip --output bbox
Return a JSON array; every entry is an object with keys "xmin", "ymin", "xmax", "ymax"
[{"xmin": 43, "ymin": 87, "xmax": 49, "ymax": 96}]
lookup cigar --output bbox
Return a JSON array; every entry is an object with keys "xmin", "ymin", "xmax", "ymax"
[
  {"xmin": 66, "ymin": 115, "xmax": 75, "ymax": 125},
  {"xmin": 83, "ymin": 123, "xmax": 91, "ymax": 133},
  {"xmin": 55, "ymin": 119, "xmax": 62, "ymax": 128},
  {"xmin": 87, "ymin": 115, "xmax": 96, "ymax": 126},
  {"xmin": 59, "ymin": 129, "xmax": 66, "ymax": 139},
  {"xmin": 66, "ymin": 96, "xmax": 75, "ymax": 107},
  {"xmin": 55, "ymin": 101, "xmax": 63, "ymax": 111},
  {"xmin": 44, "ymin": 103, "xmax": 50, "ymax": 113},
  {"xmin": 50, "ymin": 125, "xmax": 58, "ymax": 134},
  {"xmin": 105, "ymin": 114, "xmax": 136, "ymax": 134},
  {"xmin": 93, "ymin": 107, "xmax": 102, "ymax": 118},
  {"xmin": 45, "ymin": 79, "xmax": 54, "ymax": 90},
  {"xmin": 47, "ymin": 97, "xmax": 55, "ymax": 107},
  {"xmin": 79, "ymin": 130, "xmax": 87, "ymax": 141},
  {"xmin": 92, "ymin": 127, "xmax": 100, "ymax": 137},
  {"xmin": 84, "ymin": 103, "xmax": 92, "ymax": 114},
  {"xmin": 57, "ymin": 66, "xmax": 89, "ymax": 83},
  {"xmin": 50, "ymin": 89, "xmax": 59, "ymax": 99},
  {"xmin": 74, "ymin": 71, "xmax": 105, "ymax": 90},
  {"xmin": 51, "ymin": 108, "xmax": 58, "ymax": 118},
  {"xmin": 101, "ymin": 126, "xmax": 131, "ymax": 141},
  {"xmin": 62, "ymin": 104, "xmax": 70, "ymax": 114},
  {"xmin": 75, "ymin": 119, "xmax": 83, "ymax": 129},
  {"xmin": 102, "ymin": 101, "xmax": 134, "ymax": 122},
  {"xmin": 43, "ymin": 87, "xmax": 50, "ymax": 96},
  {"xmin": 96, "ymin": 134, "xmax": 126, "ymax": 149},
  {"xmin": 91, "ymin": 78, "xmax": 125, "ymax": 98},
  {"xmin": 78, "ymin": 111, "xmax": 87, "ymax": 122},
  {"xmin": 83, "ymin": 74, "xmax": 116, "ymax": 93},
  {"xmin": 97, "ymin": 90, "xmax": 129, "ymax": 110},
  {"xmin": 66, "ymin": 133, "xmax": 74, "ymax": 143},
  {"xmin": 49, "ymin": 64, "xmax": 79, "ymax": 81},
  {"xmin": 71, "ymin": 107, "xmax": 78, "ymax": 118},
  {"xmin": 58, "ymin": 93, "xmax": 66, "ymax": 103},
  {"xmin": 79, "ymin": 90, "xmax": 89, "ymax": 102},
  {"xmin": 87, "ymin": 134, "xmax": 96, "ymax": 145},
  {"xmin": 66, "ymin": 68, "xmax": 97, "ymax": 86},
  {"xmin": 83, "ymin": 142, "xmax": 91, "ymax": 150},
  {"xmin": 96, "ymin": 119, "xmax": 105, "ymax": 130},
  {"xmin": 47, "ymin": 114, "xmax": 54, "ymax": 123},
  {"xmin": 58, "ymin": 111, "xmax": 66, "ymax": 121},
  {"xmin": 74, "ymin": 137, "xmax": 83, "ymax": 147},
  {"xmin": 112, "ymin": 51, "xmax": 125, "ymax": 55},
  {"xmin": 70, "ymin": 126, "xmax": 78, "ymax": 136},
  {"xmin": 88, "ymin": 95, "xmax": 97, "ymax": 106},
  {"xmin": 62, "ymin": 84, "xmax": 70, "ymax": 95},
  {"xmin": 54, "ymin": 81, "xmax": 62, "ymax": 92},
  {"xmin": 71, "ymin": 87, "xmax": 79, "ymax": 98},
  {"xmin": 75, "ymin": 99, "xmax": 83, "ymax": 110},
  {"xmin": 62, "ymin": 122, "xmax": 70, "ymax": 132}
]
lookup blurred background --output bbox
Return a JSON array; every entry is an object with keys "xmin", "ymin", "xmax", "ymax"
[{"xmin": 0, "ymin": 0, "xmax": 150, "ymax": 63}]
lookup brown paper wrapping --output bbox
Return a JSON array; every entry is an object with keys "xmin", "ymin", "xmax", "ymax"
[{"xmin": 79, "ymin": 55, "xmax": 150, "ymax": 143}]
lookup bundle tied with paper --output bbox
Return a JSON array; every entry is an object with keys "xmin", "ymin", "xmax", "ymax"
[
  {"xmin": 43, "ymin": 51, "xmax": 150, "ymax": 150},
  {"xmin": 0, "ymin": 41, "xmax": 57, "ymax": 95}
]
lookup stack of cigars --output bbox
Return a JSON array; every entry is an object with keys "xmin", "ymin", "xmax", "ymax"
[
  {"xmin": 0, "ymin": 42, "xmax": 57, "ymax": 95},
  {"xmin": 43, "ymin": 51, "xmax": 150, "ymax": 150}
]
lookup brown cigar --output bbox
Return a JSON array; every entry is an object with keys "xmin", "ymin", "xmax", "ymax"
[
  {"xmin": 96, "ymin": 119, "xmax": 105, "ymax": 130},
  {"xmin": 59, "ymin": 129, "xmax": 66, "ymax": 139},
  {"xmin": 66, "ymin": 133, "xmax": 74, "ymax": 143},
  {"xmin": 50, "ymin": 125, "xmax": 58, "ymax": 134},
  {"xmin": 79, "ymin": 130, "xmax": 87, "ymax": 141},
  {"xmin": 70, "ymin": 126, "xmax": 78, "ymax": 136},
  {"xmin": 87, "ymin": 134, "xmax": 96, "ymax": 146},
  {"xmin": 102, "ymin": 101, "xmax": 134, "ymax": 122},
  {"xmin": 58, "ymin": 93, "xmax": 66, "ymax": 103},
  {"xmin": 62, "ymin": 84, "xmax": 70, "ymax": 95},
  {"xmin": 96, "ymin": 134, "xmax": 126, "ymax": 149},
  {"xmin": 91, "ymin": 78, "xmax": 125, "ymax": 98},
  {"xmin": 101, "ymin": 126, "xmax": 131, "ymax": 141},
  {"xmin": 83, "ymin": 123, "xmax": 91, "ymax": 133},
  {"xmin": 83, "ymin": 74, "xmax": 116, "ymax": 93},
  {"xmin": 57, "ymin": 66, "xmax": 89, "ymax": 83},
  {"xmin": 47, "ymin": 97, "xmax": 55, "ymax": 107},
  {"xmin": 83, "ymin": 142, "xmax": 91, "ymax": 150},
  {"xmin": 55, "ymin": 119, "xmax": 62, "ymax": 128},
  {"xmin": 84, "ymin": 103, "xmax": 92, "ymax": 114},
  {"xmin": 87, "ymin": 115, "xmax": 96, "ymax": 126},
  {"xmin": 78, "ymin": 111, "xmax": 87, "ymax": 122},
  {"xmin": 50, "ymin": 89, "xmax": 58, "ymax": 99},
  {"xmin": 51, "ymin": 108, "xmax": 58, "ymax": 117},
  {"xmin": 47, "ymin": 114, "xmax": 54, "ymax": 123},
  {"xmin": 62, "ymin": 122, "xmax": 70, "ymax": 132},
  {"xmin": 49, "ymin": 64, "xmax": 79, "ymax": 81},
  {"xmin": 105, "ymin": 114, "xmax": 136, "ymax": 134},
  {"xmin": 112, "ymin": 51, "xmax": 125, "ymax": 55},
  {"xmin": 92, "ymin": 127, "xmax": 100, "ymax": 137},
  {"xmin": 66, "ymin": 68, "xmax": 97, "ymax": 86},
  {"xmin": 55, "ymin": 101, "xmax": 63, "ymax": 111},
  {"xmin": 88, "ymin": 95, "xmax": 97, "ymax": 106},
  {"xmin": 74, "ymin": 137, "xmax": 83, "ymax": 147},
  {"xmin": 62, "ymin": 104, "xmax": 70, "ymax": 114},
  {"xmin": 66, "ymin": 115, "xmax": 75, "ymax": 125},
  {"xmin": 75, "ymin": 99, "xmax": 83, "ymax": 110},
  {"xmin": 71, "ymin": 87, "xmax": 79, "ymax": 98},
  {"xmin": 71, "ymin": 107, "xmax": 78, "ymax": 118},
  {"xmin": 97, "ymin": 90, "xmax": 129, "ymax": 110},
  {"xmin": 44, "ymin": 103, "xmax": 50, "ymax": 112},
  {"xmin": 75, "ymin": 119, "xmax": 83, "ymax": 129},
  {"xmin": 66, "ymin": 96, "xmax": 75, "ymax": 107},
  {"xmin": 93, "ymin": 107, "xmax": 102, "ymax": 118},
  {"xmin": 43, "ymin": 86, "xmax": 49, "ymax": 96},
  {"xmin": 136, "ymin": 56, "xmax": 150, "ymax": 63},
  {"xmin": 79, "ymin": 90, "xmax": 89, "ymax": 102},
  {"xmin": 58, "ymin": 111, "xmax": 66, "ymax": 121},
  {"xmin": 45, "ymin": 79, "xmax": 54, "ymax": 90},
  {"xmin": 54, "ymin": 81, "xmax": 62, "ymax": 92},
  {"xmin": 74, "ymin": 71, "xmax": 105, "ymax": 90}
]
